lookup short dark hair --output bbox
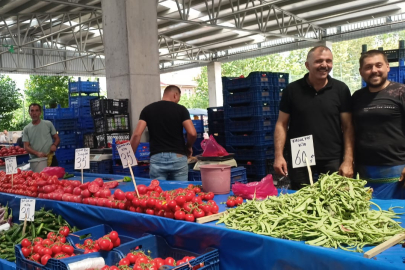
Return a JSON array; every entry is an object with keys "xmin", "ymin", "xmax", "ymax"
[
  {"xmin": 359, "ymin": 50, "xmax": 388, "ymax": 68},
  {"xmin": 163, "ymin": 85, "xmax": 181, "ymax": 95},
  {"xmin": 28, "ymin": 103, "xmax": 42, "ymax": 112},
  {"xmin": 306, "ymin": 46, "xmax": 332, "ymax": 61}
]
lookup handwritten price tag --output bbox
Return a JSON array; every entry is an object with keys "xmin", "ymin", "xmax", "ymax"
[
  {"xmin": 116, "ymin": 142, "xmax": 137, "ymax": 168},
  {"xmin": 19, "ymin": 198, "xmax": 35, "ymax": 221},
  {"xmin": 290, "ymin": 135, "xmax": 316, "ymax": 169},
  {"xmin": 5, "ymin": 157, "xmax": 17, "ymax": 175},
  {"xmin": 75, "ymin": 148, "xmax": 90, "ymax": 170}
]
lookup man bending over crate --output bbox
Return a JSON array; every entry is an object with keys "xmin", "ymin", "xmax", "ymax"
[
  {"xmin": 23, "ymin": 103, "xmax": 60, "ymax": 167},
  {"xmin": 130, "ymin": 85, "xmax": 197, "ymax": 181}
]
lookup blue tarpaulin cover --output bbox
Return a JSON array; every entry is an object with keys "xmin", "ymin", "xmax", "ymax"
[{"xmin": 0, "ymin": 173, "xmax": 405, "ymax": 270}]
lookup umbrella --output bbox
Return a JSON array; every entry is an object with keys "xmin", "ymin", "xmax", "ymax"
[{"xmin": 188, "ymin": 108, "xmax": 207, "ymax": 116}]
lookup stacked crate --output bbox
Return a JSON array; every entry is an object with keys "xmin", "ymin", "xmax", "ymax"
[
  {"xmin": 207, "ymin": 107, "xmax": 226, "ymax": 148},
  {"xmin": 222, "ymin": 71, "xmax": 288, "ymax": 182},
  {"xmin": 184, "ymin": 117, "xmax": 205, "ymax": 156},
  {"xmin": 112, "ymin": 139, "xmax": 151, "ymax": 177}
]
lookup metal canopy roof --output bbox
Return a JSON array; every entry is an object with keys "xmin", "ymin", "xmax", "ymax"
[{"xmin": 0, "ymin": 0, "xmax": 404, "ymax": 76}]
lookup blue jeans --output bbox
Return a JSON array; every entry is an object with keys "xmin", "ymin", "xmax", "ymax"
[{"xmin": 149, "ymin": 152, "xmax": 188, "ymax": 181}]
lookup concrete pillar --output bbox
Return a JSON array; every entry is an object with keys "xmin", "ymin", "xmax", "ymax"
[
  {"xmin": 207, "ymin": 62, "xmax": 223, "ymax": 107},
  {"xmin": 101, "ymin": 0, "xmax": 160, "ymax": 136}
]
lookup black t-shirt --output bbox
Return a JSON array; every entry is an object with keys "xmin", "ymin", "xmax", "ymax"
[
  {"xmin": 279, "ymin": 74, "xmax": 352, "ymax": 160},
  {"xmin": 352, "ymin": 82, "xmax": 405, "ymax": 166},
  {"xmin": 140, "ymin": 101, "xmax": 190, "ymax": 156}
]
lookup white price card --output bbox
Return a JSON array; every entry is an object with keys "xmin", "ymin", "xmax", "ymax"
[
  {"xmin": 290, "ymin": 135, "xmax": 316, "ymax": 168},
  {"xmin": 19, "ymin": 198, "xmax": 35, "ymax": 221},
  {"xmin": 116, "ymin": 142, "xmax": 137, "ymax": 168},
  {"xmin": 75, "ymin": 148, "xmax": 90, "ymax": 170},
  {"xmin": 5, "ymin": 157, "xmax": 17, "ymax": 175}
]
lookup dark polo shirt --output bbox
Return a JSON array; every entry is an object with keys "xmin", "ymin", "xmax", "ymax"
[{"xmin": 279, "ymin": 73, "xmax": 351, "ymax": 160}]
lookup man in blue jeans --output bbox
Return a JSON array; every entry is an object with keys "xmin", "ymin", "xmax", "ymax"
[{"xmin": 130, "ymin": 85, "xmax": 197, "ymax": 180}]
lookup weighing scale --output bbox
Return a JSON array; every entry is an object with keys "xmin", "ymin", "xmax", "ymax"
[
  {"xmin": 192, "ymin": 153, "xmax": 238, "ymax": 171},
  {"xmin": 90, "ymin": 149, "xmax": 112, "ymax": 162}
]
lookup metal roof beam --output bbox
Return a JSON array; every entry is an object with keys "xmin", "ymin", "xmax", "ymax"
[{"xmin": 36, "ymin": 0, "xmax": 102, "ymax": 10}]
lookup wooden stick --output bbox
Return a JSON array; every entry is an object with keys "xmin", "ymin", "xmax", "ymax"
[
  {"xmin": 305, "ymin": 157, "xmax": 313, "ymax": 185},
  {"xmin": 196, "ymin": 211, "xmax": 227, "ymax": 224},
  {"xmin": 22, "ymin": 214, "xmax": 27, "ymax": 235},
  {"xmin": 364, "ymin": 233, "xmax": 405, "ymax": 259},
  {"xmin": 81, "ymin": 169, "xmax": 83, "ymax": 184},
  {"xmin": 127, "ymin": 160, "xmax": 140, "ymax": 197}
]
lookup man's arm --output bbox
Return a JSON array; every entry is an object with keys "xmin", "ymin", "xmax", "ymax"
[
  {"xmin": 183, "ymin": 119, "xmax": 197, "ymax": 158},
  {"xmin": 130, "ymin": 120, "xmax": 147, "ymax": 153},
  {"xmin": 273, "ymin": 111, "xmax": 290, "ymax": 175},
  {"xmin": 339, "ymin": 112, "xmax": 354, "ymax": 177},
  {"xmin": 24, "ymin": 141, "xmax": 47, "ymax": 157},
  {"xmin": 50, "ymin": 134, "xmax": 60, "ymax": 153}
]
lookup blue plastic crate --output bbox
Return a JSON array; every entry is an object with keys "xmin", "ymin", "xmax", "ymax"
[
  {"xmin": 112, "ymin": 164, "xmax": 130, "ymax": 175},
  {"xmin": 6, "ymin": 154, "xmax": 30, "ymax": 165},
  {"xmin": 112, "ymin": 142, "xmax": 150, "ymax": 161},
  {"xmin": 223, "ymin": 86, "xmax": 281, "ymax": 105},
  {"xmin": 114, "ymin": 235, "xmax": 219, "ymax": 270},
  {"xmin": 225, "ymin": 131, "xmax": 273, "ymax": 146},
  {"xmin": 133, "ymin": 164, "xmax": 150, "ymax": 178},
  {"xmin": 69, "ymin": 79, "xmax": 100, "ymax": 94},
  {"xmin": 222, "ymin": 72, "xmax": 289, "ymax": 90},
  {"xmin": 207, "ymin": 107, "xmax": 224, "ymax": 121},
  {"xmin": 208, "ymin": 120, "xmax": 225, "ymax": 134},
  {"xmin": 83, "ymin": 159, "xmax": 112, "ymax": 174},
  {"xmin": 55, "ymin": 148, "xmax": 75, "ymax": 162},
  {"xmin": 224, "ymin": 101, "xmax": 279, "ymax": 119},
  {"xmin": 53, "ymin": 119, "xmax": 77, "ymax": 131},
  {"xmin": 189, "ymin": 167, "xmax": 247, "ymax": 187},
  {"xmin": 74, "ymin": 106, "xmax": 92, "ymax": 117},
  {"xmin": 77, "ymin": 116, "xmax": 94, "ymax": 129},
  {"xmin": 184, "ymin": 119, "xmax": 204, "ymax": 134},
  {"xmin": 237, "ymin": 159, "xmax": 272, "ymax": 176},
  {"xmin": 48, "ymin": 251, "xmax": 122, "ymax": 270},
  {"xmin": 59, "ymin": 132, "xmax": 77, "ymax": 146},
  {"xmin": 43, "ymin": 105, "xmax": 75, "ymax": 120},
  {"xmin": 69, "ymin": 95, "xmax": 99, "ymax": 107},
  {"xmin": 225, "ymin": 116, "xmax": 275, "ymax": 133},
  {"xmin": 15, "ymin": 244, "xmax": 52, "ymax": 270},
  {"xmin": 226, "ymin": 145, "xmax": 274, "ymax": 160}
]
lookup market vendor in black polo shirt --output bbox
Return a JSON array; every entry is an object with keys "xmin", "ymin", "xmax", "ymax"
[
  {"xmin": 274, "ymin": 46, "xmax": 355, "ymax": 190},
  {"xmin": 352, "ymin": 50, "xmax": 405, "ymax": 199}
]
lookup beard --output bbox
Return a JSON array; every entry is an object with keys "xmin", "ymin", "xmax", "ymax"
[{"xmin": 366, "ymin": 74, "xmax": 388, "ymax": 88}]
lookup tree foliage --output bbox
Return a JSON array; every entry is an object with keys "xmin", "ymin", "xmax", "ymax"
[
  {"xmin": 25, "ymin": 75, "xmax": 72, "ymax": 108},
  {"xmin": 0, "ymin": 75, "xmax": 22, "ymax": 130}
]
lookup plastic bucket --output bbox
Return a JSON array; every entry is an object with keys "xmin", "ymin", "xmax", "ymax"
[
  {"xmin": 200, "ymin": 165, "xmax": 231, "ymax": 194},
  {"xmin": 28, "ymin": 157, "xmax": 48, "ymax": 172}
]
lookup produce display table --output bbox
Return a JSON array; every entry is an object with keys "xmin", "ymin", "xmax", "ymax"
[{"xmin": 0, "ymin": 173, "xmax": 404, "ymax": 270}]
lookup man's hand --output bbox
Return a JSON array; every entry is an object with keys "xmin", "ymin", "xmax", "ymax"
[
  {"xmin": 274, "ymin": 156, "xmax": 288, "ymax": 176},
  {"xmin": 186, "ymin": 146, "xmax": 193, "ymax": 158},
  {"xmin": 399, "ymin": 167, "xmax": 405, "ymax": 187},
  {"xmin": 338, "ymin": 160, "xmax": 353, "ymax": 178},
  {"xmin": 37, "ymin": 152, "xmax": 47, "ymax": 158},
  {"xmin": 50, "ymin": 144, "xmax": 57, "ymax": 153}
]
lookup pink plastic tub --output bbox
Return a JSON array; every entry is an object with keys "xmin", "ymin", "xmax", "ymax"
[{"xmin": 200, "ymin": 165, "xmax": 231, "ymax": 194}]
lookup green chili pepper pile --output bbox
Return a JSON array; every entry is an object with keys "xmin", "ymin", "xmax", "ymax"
[{"xmin": 217, "ymin": 172, "xmax": 405, "ymax": 252}]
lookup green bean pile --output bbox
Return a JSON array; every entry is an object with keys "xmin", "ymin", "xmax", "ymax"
[{"xmin": 218, "ymin": 172, "xmax": 405, "ymax": 252}]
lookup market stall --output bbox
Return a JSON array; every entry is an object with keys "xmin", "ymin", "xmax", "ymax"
[{"xmin": 0, "ymin": 173, "xmax": 404, "ymax": 270}]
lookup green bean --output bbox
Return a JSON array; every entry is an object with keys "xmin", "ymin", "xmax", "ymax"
[{"xmin": 217, "ymin": 172, "xmax": 405, "ymax": 253}]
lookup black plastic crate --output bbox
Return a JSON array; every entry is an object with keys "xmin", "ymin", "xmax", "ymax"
[
  {"xmin": 94, "ymin": 114, "xmax": 130, "ymax": 134},
  {"xmin": 90, "ymin": 98, "xmax": 129, "ymax": 116},
  {"xmin": 207, "ymin": 107, "xmax": 224, "ymax": 121},
  {"xmin": 95, "ymin": 132, "xmax": 130, "ymax": 148},
  {"xmin": 83, "ymin": 133, "xmax": 95, "ymax": 148},
  {"xmin": 208, "ymin": 120, "xmax": 225, "ymax": 134}
]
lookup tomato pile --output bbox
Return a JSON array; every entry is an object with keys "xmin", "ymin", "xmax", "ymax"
[
  {"xmin": 0, "ymin": 159, "xmax": 4, "ymax": 166},
  {"xmin": 20, "ymin": 226, "xmax": 75, "ymax": 266},
  {"xmin": 0, "ymin": 146, "xmax": 27, "ymax": 157},
  {"xmin": 225, "ymin": 196, "xmax": 244, "ymax": 207},
  {"xmin": 112, "ymin": 250, "xmax": 198, "ymax": 270},
  {"xmin": 74, "ymin": 231, "xmax": 121, "ymax": 253},
  {"xmin": 0, "ymin": 170, "xmax": 38, "ymax": 196}
]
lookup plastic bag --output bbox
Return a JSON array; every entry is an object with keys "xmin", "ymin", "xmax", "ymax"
[
  {"xmin": 232, "ymin": 174, "xmax": 278, "ymax": 199},
  {"xmin": 41, "ymin": 167, "xmax": 66, "ymax": 179},
  {"xmin": 201, "ymin": 135, "xmax": 229, "ymax": 157}
]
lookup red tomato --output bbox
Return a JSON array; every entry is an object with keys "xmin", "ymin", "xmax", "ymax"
[
  {"xmin": 167, "ymin": 200, "xmax": 177, "ymax": 211},
  {"xmin": 192, "ymin": 209, "xmax": 205, "ymax": 218},
  {"xmin": 211, "ymin": 204, "xmax": 219, "ymax": 214},
  {"xmin": 164, "ymin": 257, "xmax": 175, "ymax": 266},
  {"xmin": 226, "ymin": 199, "xmax": 236, "ymax": 207},
  {"xmin": 174, "ymin": 210, "xmax": 185, "ymax": 220},
  {"xmin": 125, "ymin": 191, "xmax": 134, "ymax": 201},
  {"xmin": 51, "ymin": 244, "xmax": 62, "ymax": 255},
  {"xmin": 184, "ymin": 213, "xmax": 195, "ymax": 222},
  {"xmin": 59, "ymin": 226, "xmax": 70, "ymax": 237},
  {"xmin": 146, "ymin": 197, "xmax": 156, "ymax": 208},
  {"xmin": 175, "ymin": 195, "xmax": 186, "ymax": 206},
  {"xmin": 81, "ymin": 189, "xmax": 91, "ymax": 198},
  {"xmin": 126, "ymin": 252, "xmax": 137, "ymax": 264},
  {"xmin": 113, "ymin": 189, "xmax": 126, "ymax": 200},
  {"xmin": 21, "ymin": 238, "xmax": 31, "ymax": 248},
  {"xmin": 137, "ymin": 184, "xmax": 148, "ymax": 195},
  {"xmin": 62, "ymin": 245, "xmax": 74, "ymax": 255},
  {"xmin": 145, "ymin": 208, "xmax": 155, "ymax": 215},
  {"xmin": 88, "ymin": 182, "xmax": 100, "ymax": 193},
  {"xmin": 98, "ymin": 239, "xmax": 112, "ymax": 251},
  {"xmin": 119, "ymin": 258, "xmax": 130, "ymax": 266},
  {"xmin": 154, "ymin": 257, "xmax": 165, "ymax": 267},
  {"xmin": 163, "ymin": 211, "xmax": 174, "ymax": 219},
  {"xmin": 177, "ymin": 259, "xmax": 186, "ymax": 266},
  {"xmin": 109, "ymin": 231, "xmax": 119, "ymax": 241},
  {"xmin": 204, "ymin": 192, "xmax": 214, "ymax": 200},
  {"xmin": 42, "ymin": 247, "xmax": 52, "ymax": 256},
  {"xmin": 193, "ymin": 187, "xmax": 201, "ymax": 193},
  {"xmin": 41, "ymin": 254, "xmax": 51, "ymax": 265},
  {"xmin": 94, "ymin": 178, "xmax": 104, "ymax": 187},
  {"xmin": 57, "ymin": 236, "xmax": 66, "ymax": 243},
  {"xmin": 21, "ymin": 247, "xmax": 31, "ymax": 258},
  {"xmin": 42, "ymin": 239, "xmax": 53, "ymax": 247},
  {"xmin": 235, "ymin": 196, "xmax": 243, "ymax": 205}
]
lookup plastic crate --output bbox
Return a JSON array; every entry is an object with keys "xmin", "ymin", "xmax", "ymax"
[
  {"xmin": 226, "ymin": 145, "xmax": 274, "ymax": 160},
  {"xmin": 94, "ymin": 115, "xmax": 130, "ymax": 134},
  {"xmin": 95, "ymin": 133, "xmax": 130, "ymax": 148},
  {"xmin": 133, "ymin": 164, "xmax": 150, "ymax": 178},
  {"xmin": 83, "ymin": 133, "xmax": 95, "ymax": 148},
  {"xmin": 43, "ymin": 105, "xmax": 75, "ymax": 120},
  {"xmin": 222, "ymin": 72, "xmax": 289, "ymax": 90},
  {"xmin": 208, "ymin": 120, "xmax": 225, "ymax": 134},
  {"xmin": 237, "ymin": 159, "xmax": 272, "ymax": 176},
  {"xmin": 90, "ymin": 99, "xmax": 129, "ymax": 116},
  {"xmin": 58, "ymin": 132, "xmax": 77, "ymax": 146},
  {"xmin": 387, "ymin": 66, "xmax": 405, "ymax": 84},
  {"xmin": 225, "ymin": 131, "xmax": 273, "ymax": 146},
  {"xmin": 77, "ymin": 116, "xmax": 94, "ymax": 130},
  {"xmin": 114, "ymin": 235, "xmax": 219, "ymax": 270},
  {"xmin": 53, "ymin": 119, "xmax": 77, "ymax": 131},
  {"xmin": 189, "ymin": 167, "xmax": 247, "ymax": 186},
  {"xmin": 15, "ymin": 244, "xmax": 52, "ymax": 270},
  {"xmin": 73, "ymin": 106, "xmax": 92, "ymax": 117},
  {"xmin": 112, "ymin": 142, "xmax": 150, "ymax": 161},
  {"xmin": 224, "ymin": 101, "xmax": 278, "ymax": 119},
  {"xmin": 183, "ymin": 119, "xmax": 204, "ymax": 134},
  {"xmin": 69, "ymin": 95, "xmax": 99, "ymax": 107},
  {"xmin": 225, "ymin": 116, "xmax": 275, "ymax": 133},
  {"xmin": 223, "ymin": 86, "xmax": 281, "ymax": 105},
  {"xmin": 60, "ymin": 161, "xmax": 75, "ymax": 172},
  {"xmin": 69, "ymin": 78, "xmax": 100, "ymax": 94},
  {"xmin": 207, "ymin": 107, "xmax": 224, "ymax": 121},
  {"xmin": 48, "ymin": 251, "xmax": 122, "ymax": 270},
  {"xmin": 55, "ymin": 148, "xmax": 75, "ymax": 162},
  {"xmin": 82, "ymin": 159, "xmax": 112, "ymax": 174}
]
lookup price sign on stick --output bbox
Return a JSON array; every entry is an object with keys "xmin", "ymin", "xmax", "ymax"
[
  {"xmin": 290, "ymin": 135, "xmax": 316, "ymax": 169},
  {"xmin": 19, "ymin": 199, "xmax": 35, "ymax": 221},
  {"xmin": 5, "ymin": 157, "xmax": 17, "ymax": 175},
  {"xmin": 116, "ymin": 143, "xmax": 137, "ymax": 168},
  {"xmin": 75, "ymin": 148, "xmax": 90, "ymax": 170}
]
